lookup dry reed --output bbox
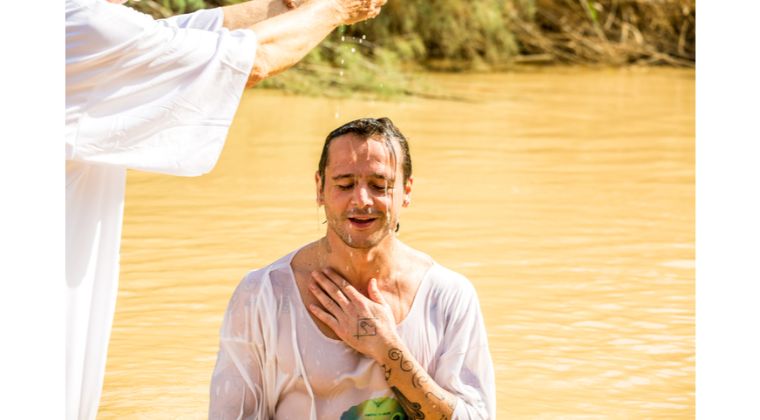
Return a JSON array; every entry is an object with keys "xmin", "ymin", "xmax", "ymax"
[{"xmin": 508, "ymin": 0, "xmax": 694, "ymax": 66}]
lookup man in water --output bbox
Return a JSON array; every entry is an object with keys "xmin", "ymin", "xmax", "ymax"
[{"xmin": 209, "ymin": 117, "xmax": 495, "ymax": 418}]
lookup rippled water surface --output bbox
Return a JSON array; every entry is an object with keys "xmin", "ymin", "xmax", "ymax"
[{"xmin": 101, "ymin": 67, "xmax": 694, "ymax": 418}]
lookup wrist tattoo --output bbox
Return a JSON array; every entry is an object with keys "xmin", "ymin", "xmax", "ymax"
[
  {"xmin": 354, "ymin": 318, "xmax": 378, "ymax": 339},
  {"xmin": 388, "ymin": 348, "xmax": 415, "ymax": 372},
  {"xmin": 389, "ymin": 348, "xmax": 428, "ymax": 389}
]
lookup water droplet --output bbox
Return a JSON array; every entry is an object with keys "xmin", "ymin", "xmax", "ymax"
[
  {"xmin": 362, "ymin": 34, "xmax": 367, "ymax": 40},
  {"xmin": 335, "ymin": 112, "xmax": 340, "ymax": 119},
  {"xmin": 341, "ymin": 36, "xmax": 345, "ymax": 42},
  {"xmin": 351, "ymin": 48, "xmax": 356, "ymax": 53},
  {"xmin": 340, "ymin": 59, "xmax": 345, "ymax": 65},
  {"xmin": 359, "ymin": 39, "xmax": 363, "ymax": 44},
  {"xmin": 339, "ymin": 70, "xmax": 344, "ymax": 77}
]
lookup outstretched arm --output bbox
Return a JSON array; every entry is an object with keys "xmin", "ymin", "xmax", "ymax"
[
  {"xmin": 245, "ymin": 0, "xmax": 385, "ymax": 85},
  {"xmin": 156, "ymin": 0, "xmax": 293, "ymax": 30},
  {"xmin": 307, "ymin": 269, "xmax": 457, "ymax": 419},
  {"xmin": 221, "ymin": 0, "xmax": 296, "ymax": 30}
]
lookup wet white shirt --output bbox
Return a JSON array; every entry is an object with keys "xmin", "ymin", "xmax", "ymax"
[
  {"xmin": 66, "ymin": 1, "xmax": 257, "ymax": 419},
  {"xmin": 209, "ymin": 249, "xmax": 496, "ymax": 419}
]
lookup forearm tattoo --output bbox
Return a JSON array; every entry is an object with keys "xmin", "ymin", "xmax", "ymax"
[
  {"xmin": 354, "ymin": 317, "xmax": 378, "ymax": 339},
  {"xmin": 387, "ymin": 348, "xmax": 456, "ymax": 418},
  {"xmin": 391, "ymin": 386, "xmax": 425, "ymax": 420},
  {"xmin": 388, "ymin": 348, "xmax": 415, "ymax": 373},
  {"xmin": 382, "ymin": 363, "xmax": 392, "ymax": 381},
  {"xmin": 388, "ymin": 348, "xmax": 425, "ymax": 389}
]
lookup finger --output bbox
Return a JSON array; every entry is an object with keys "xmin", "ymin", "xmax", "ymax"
[
  {"xmin": 320, "ymin": 267, "xmax": 349, "ymax": 289},
  {"xmin": 308, "ymin": 280, "xmax": 344, "ymax": 316},
  {"xmin": 308, "ymin": 304, "xmax": 340, "ymax": 331},
  {"xmin": 322, "ymin": 267, "xmax": 366, "ymax": 302},
  {"xmin": 366, "ymin": 3, "xmax": 380, "ymax": 19},
  {"xmin": 368, "ymin": 278, "xmax": 388, "ymax": 305},
  {"xmin": 374, "ymin": 0, "xmax": 386, "ymax": 12},
  {"xmin": 311, "ymin": 270, "xmax": 350, "ymax": 308}
]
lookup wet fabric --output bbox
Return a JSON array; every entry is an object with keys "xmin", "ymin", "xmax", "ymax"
[
  {"xmin": 209, "ymin": 249, "xmax": 496, "ymax": 419},
  {"xmin": 65, "ymin": 1, "xmax": 257, "ymax": 419}
]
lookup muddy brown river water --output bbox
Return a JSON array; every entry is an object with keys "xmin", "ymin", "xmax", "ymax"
[{"xmin": 100, "ymin": 67, "xmax": 694, "ymax": 418}]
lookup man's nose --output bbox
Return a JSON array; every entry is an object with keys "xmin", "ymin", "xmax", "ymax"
[{"xmin": 353, "ymin": 185, "xmax": 373, "ymax": 207}]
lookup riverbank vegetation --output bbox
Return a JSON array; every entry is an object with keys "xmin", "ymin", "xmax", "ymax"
[{"xmin": 127, "ymin": 0, "xmax": 694, "ymax": 96}]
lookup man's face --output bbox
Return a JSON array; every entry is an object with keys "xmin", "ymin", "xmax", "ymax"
[{"xmin": 317, "ymin": 133, "xmax": 412, "ymax": 249}]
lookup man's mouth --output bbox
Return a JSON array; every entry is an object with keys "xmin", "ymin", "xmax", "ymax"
[{"xmin": 347, "ymin": 217, "xmax": 378, "ymax": 228}]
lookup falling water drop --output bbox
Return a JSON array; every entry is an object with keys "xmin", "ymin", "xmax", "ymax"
[
  {"xmin": 351, "ymin": 47, "xmax": 356, "ymax": 53},
  {"xmin": 316, "ymin": 204, "xmax": 322, "ymax": 235}
]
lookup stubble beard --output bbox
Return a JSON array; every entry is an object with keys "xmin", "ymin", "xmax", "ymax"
[{"xmin": 328, "ymin": 213, "xmax": 395, "ymax": 250}]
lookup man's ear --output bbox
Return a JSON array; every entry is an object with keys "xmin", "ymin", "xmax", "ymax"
[
  {"xmin": 315, "ymin": 171, "xmax": 324, "ymax": 205},
  {"xmin": 402, "ymin": 176, "xmax": 413, "ymax": 207}
]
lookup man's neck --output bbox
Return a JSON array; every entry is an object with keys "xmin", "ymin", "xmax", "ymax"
[{"xmin": 319, "ymin": 233, "xmax": 401, "ymax": 293}]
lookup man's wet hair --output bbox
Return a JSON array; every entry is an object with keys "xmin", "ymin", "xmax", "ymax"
[{"xmin": 318, "ymin": 117, "xmax": 412, "ymax": 190}]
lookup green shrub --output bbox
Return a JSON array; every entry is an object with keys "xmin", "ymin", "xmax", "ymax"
[{"xmin": 125, "ymin": 0, "xmax": 694, "ymax": 96}]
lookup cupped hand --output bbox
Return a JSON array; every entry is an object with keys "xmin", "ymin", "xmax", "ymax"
[
  {"xmin": 332, "ymin": 0, "xmax": 386, "ymax": 25},
  {"xmin": 282, "ymin": 0, "xmax": 300, "ymax": 9},
  {"xmin": 307, "ymin": 268, "xmax": 399, "ymax": 361}
]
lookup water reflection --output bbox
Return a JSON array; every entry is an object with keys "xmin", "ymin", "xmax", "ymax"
[{"xmin": 101, "ymin": 67, "xmax": 694, "ymax": 418}]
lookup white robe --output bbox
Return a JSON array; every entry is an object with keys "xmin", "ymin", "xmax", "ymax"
[
  {"xmin": 65, "ymin": 1, "xmax": 257, "ymax": 418},
  {"xmin": 209, "ymin": 249, "xmax": 496, "ymax": 419}
]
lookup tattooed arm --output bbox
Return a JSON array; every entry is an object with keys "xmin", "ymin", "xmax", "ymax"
[
  {"xmin": 307, "ymin": 268, "xmax": 458, "ymax": 419},
  {"xmin": 381, "ymin": 345, "xmax": 457, "ymax": 419}
]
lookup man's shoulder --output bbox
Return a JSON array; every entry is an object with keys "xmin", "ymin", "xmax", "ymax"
[
  {"xmin": 230, "ymin": 249, "xmax": 299, "ymax": 297},
  {"xmin": 423, "ymin": 262, "xmax": 481, "ymax": 313},
  {"xmin": 399, "ymin": 243, "xmax": 477, "ymax": 298},
  {"xmin": 427, "ymin": 263, "xmax": 476, "ymax": 292},
  {"xmin": 221, "ymin": 251, "xmax": 300, "ymax": 339}
]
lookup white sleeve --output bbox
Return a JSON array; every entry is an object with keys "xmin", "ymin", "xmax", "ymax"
[
  {"xmin": 159, "ymin": 7, "xmax": 224, "ymax": 31},
  {"xmin": 209, "ymin": 272, "xmax": 277, "ymax": 419},
  {"xmin": 433, "ymin": 281, "xmax": 496, "ymax": 419},
  {"xmin": 65, "ymin": 0, "xmax": 257, "ymax": 176}
]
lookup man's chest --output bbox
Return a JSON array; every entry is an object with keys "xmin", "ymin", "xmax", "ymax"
[{"xmin": 291, "ymin": 270, "xmax": 416, "ymax": 340}]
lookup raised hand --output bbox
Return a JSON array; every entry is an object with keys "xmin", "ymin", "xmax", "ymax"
[
  {"xmin": 307, "ymin": 268, "xmax": 399, "ymax": 361},
  {"xmin": 331, "ymin": 0, "xmax": 387, "ymax": 25},
  {"xmin": 307, "ymin": 267, "xmax": 459, "ymax": 418}
]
